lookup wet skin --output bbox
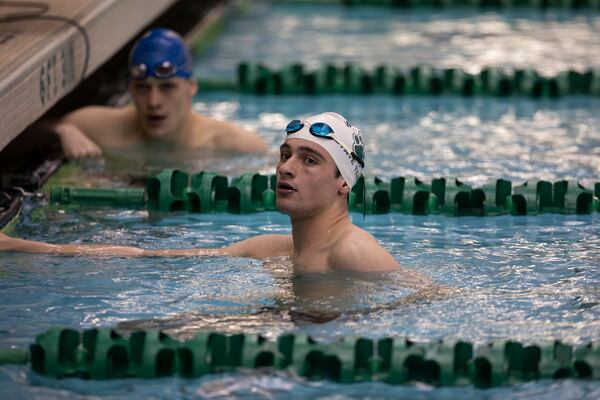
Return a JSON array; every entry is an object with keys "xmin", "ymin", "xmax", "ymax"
[{"xmin": 128, "ymin": 77, "xmax": 197, "ymax": 141}]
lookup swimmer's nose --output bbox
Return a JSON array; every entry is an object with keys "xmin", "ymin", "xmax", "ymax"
[
  {"xmin": 147, "ymin": 86, "xmax": 162, "ymax": 109},
  {"xmin": 277, "ymin": 157, "xmax": 296, "ymax": 178}
]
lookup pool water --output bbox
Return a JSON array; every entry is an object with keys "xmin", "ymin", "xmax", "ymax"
[
  {"xmin": 1, "ymin": 205, "xmax": 600, "ymax": 398},
  {"xmin": 92, "ymin": 94, "xmax": 600, "ymax": 188},
  {"xmin": 192, "ymin": 94, "xmax": 600, "ymax": 186},
  {"xmin": 195, "ymin": 3, "xmax": 600, "ymax": 79},
  {"xmin": 2, "ymin": 1, "xmax": 600, "ymax": 399}
]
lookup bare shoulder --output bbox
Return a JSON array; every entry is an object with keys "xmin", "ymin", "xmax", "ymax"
[
  {"xmin": 329, "ymin": 227, "xmax": 400, "ymax": 272},
  {"xmin": 223, "ymin": 234, "xmax": 292, "ymax": 259},
  {"xmin": 62, "ymin": 106, "xmax": 138, "ymax": 145},
  {"xmin": 194, "ymin": 113, "xmax": 267, "ymax": 153},
  {"xmin": 330, "ymin": 227, "xmax": 436, "ymax": 287},
  {"xmin": 63, "ymin": 105, "xmax": 123, "ymax": 124}
]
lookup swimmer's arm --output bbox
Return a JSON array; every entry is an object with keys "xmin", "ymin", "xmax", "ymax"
[
  {"xmin": 53, "ymin": 106, "xmax": 131, "ymax": 158},
  {"xmin": 219, "ymin": 234, "xmax": 293, "ymax": 259},
  {"xmin": 0, "ymin": 233, "xmax": 143, "ymax": 256},
  {"xmin": 52, "ymin": 107, "xmax": 111, "ymax": 159},
  {"xmin": 54, "ymin": 121, "xmax": 103, "ymax": 159},
  {"xmin": 131, "ymin": 234, "xmax": 291, "ymax": 258},
  {"xmin": 0, "ymin": 232, "xmax": 207, "ymax": 257},
  {"xmin": 0, "ymin": 232, "xmax": 291, "ymax": 259}
]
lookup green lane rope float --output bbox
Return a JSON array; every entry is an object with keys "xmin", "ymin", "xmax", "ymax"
[
  {"xmin": 196, "ymin": 78, "xmax": 236, "ymax": 91},
  {"xmin": 0, "ymin": 327, "xmax": 598, "ymax": 386},
  {"xmin": 237, "ymin": 63, "xmax": 600, "ymax": 97},
  {"xmin": 48, "ymin": 169, "xmax": 600, "ymax": 216},
  {"xmin": 272, "ymin": 0, "xmax": 600, "ymax": 7},
  {"xmin": 49, "ymin": 187, "xmax": 146, "ymax": 208},
  {"xmin": 196, "ymin": 63, "xmax": 600, "ymax": 97}
]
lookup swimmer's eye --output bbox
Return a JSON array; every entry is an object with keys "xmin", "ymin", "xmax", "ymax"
[
  {"xmin": 159, "ymin": 82, "xmax": 177, "ymax": 91},
  {"xmin": 132, "ymin": 82, "xmax": 150, "ymax": 91},
  {"xmin": 279, "ymin": 152, "xmax": 290, "ymax": 162},
  {"xmin": 304, "ymin": 157, "xmax": 317, "ymax": 166}
]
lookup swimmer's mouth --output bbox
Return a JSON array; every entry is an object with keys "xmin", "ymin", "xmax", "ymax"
[
  {"xmin": 276, "ymin": 182, "xmax": 296, "ymax": 192},
  {"xmin": 146, "ymin": 115, "xmax": 166, "ymax": 125}
]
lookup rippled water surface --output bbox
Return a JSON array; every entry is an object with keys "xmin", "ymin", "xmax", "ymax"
[
  {"xmin": 1, "ymin": 206, "xmax": 600, "ymax": 398},
  {"xmin": 5, "ymin": 206, "xmax": 600, "ymax": 342},
  {"xmin": 196, "ymin": 3, "xmax": 600, "ymax": 79},
  {"xmin": 4, "ymin": 58, "xmax": 600, "ymax": 400},
  {"xmin": 98, "ymin": 95, "xmax": 600, "ymax": 189},
  {"xmin": 2, "ymin": 2, "xmax": 600, "ymax": 399},
  {"xmin": 192, "ymin": 94, "xmax": 600, "ymax": 186}
]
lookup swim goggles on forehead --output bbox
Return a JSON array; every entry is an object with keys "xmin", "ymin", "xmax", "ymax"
[
  {"xmin": 129, "ymin": 61, "xmax": 190, "ymax": 80},
  {"xmin": 285, "ymin": 120, "xmax": 365, "ymax": 168}
]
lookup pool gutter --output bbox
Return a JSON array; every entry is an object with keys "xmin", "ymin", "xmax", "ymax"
[{"xmin": 0, "ymin": 0, "xmax": 230, "ymax": 229}]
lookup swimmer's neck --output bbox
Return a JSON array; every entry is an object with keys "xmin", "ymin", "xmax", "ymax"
[{"xmin": 290, "ymin": 204, "xmax": 350, "ymax": 260}]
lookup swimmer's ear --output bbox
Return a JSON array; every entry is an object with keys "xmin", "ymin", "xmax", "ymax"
[
  {"xmin": 188, "ymin": 79, "xmax": 198, "ymax": 96},
  {"xmin": 339, "ymin": 180, "xmax": 350, "ymax": 196}
]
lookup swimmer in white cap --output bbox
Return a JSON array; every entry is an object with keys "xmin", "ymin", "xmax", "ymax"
[{"xmin": 1, "ymin": 112, "xmax": 429, "ymax": 280}]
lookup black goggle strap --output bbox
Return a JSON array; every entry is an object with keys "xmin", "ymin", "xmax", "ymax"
[
  {"xmin": 323, "ymin": 130, "xmax": 364, "ymax": 169},
  {"xmin": 362, "ymin": 174, "xmax": 366, "ymax": 220},
  {"xmin": 321, "ymin": 131, "xmax": 365, "ymax": 169},
  {"xmin": 351, "ymin": 152, "xmax": 365, "ymax": 169}
]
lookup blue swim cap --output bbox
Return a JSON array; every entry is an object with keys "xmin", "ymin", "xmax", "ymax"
[{"xmin": 128, "ymin": 28, "xmax": 193, "ymax": 79}]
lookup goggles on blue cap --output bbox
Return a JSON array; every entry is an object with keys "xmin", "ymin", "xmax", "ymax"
[
  {"xmin": 129, "ymin": 28, "xmax": 192, "ymax": 80},
  {"xmin": 285, "ymin": 119, "xmax": 365, "ymax": 168},
  {"xmin": 130, "ymin": 61, "xmax": 188, "ymax": 80}
]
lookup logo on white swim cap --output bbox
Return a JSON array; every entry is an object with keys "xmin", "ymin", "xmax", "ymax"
[{"xmin": 286, "ymin": 112, "xmax": 365, "ymax": 188}]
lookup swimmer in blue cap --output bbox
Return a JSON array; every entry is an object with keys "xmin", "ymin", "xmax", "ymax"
[
  {"xmin": 53, "ymin": 28, "xmax": 267, "ymax": 159},
  {"xmin": 129, "ymin": 28, "xmax": 193, "ymax": 81}
]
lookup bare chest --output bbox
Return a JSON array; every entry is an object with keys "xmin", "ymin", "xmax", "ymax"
[{"xmin": 293, "ymin": 251, "xmax": 332, "ymax": 274}]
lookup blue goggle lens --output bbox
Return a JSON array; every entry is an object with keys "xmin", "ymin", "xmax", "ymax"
[
  {"xmin": 285, "ymin": 120, "xmax": 335, "ymax": 137},
  {"xmin": 130, "ymin": 64, "xmax": 148, "ymax": 79},
  {"xmin": 285, "ymin": 120, "xmax": 303, "ymax": 133},
  {"xmin": 309, "ymin": 122, "xmax": 334, "ymax": 136}
]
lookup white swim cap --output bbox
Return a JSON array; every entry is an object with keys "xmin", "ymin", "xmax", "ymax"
[{"xmin": 285, "ymin": 112, "xmax": 365, "ymax": 188}]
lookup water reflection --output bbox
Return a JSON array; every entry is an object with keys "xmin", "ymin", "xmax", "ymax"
[
  {"xmin": 103, "ymin": 145, "xmax": 276, "ymax": 178},
  {"xmin": 117, "ymin": 264, "xmax": 451, "ymax": 340}
]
